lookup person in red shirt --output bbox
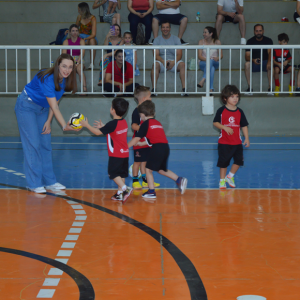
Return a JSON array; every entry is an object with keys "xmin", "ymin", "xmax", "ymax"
[
  {"xmin": 131, "ymin": 86, "xmax": 160, "ymax": 189},
  {"xmin": 213, "ymin": 85, "xmax": 250, "ymax": 189},
  {"xmin": 80, "ymin": 97, "xmax": 133, "ymax": 203},
  {"xmin": 273, "ymin": 33, "xmax": 295, "ymax": 96},
  {"xmin": 128, "ymin": 100, "xmax": 187, "ymax": 199},
  {"xmin": 104, "ymin": 49, "xmax": 139, "ymax": 97}
]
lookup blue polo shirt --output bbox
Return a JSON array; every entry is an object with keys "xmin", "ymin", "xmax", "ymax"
[{"xmin": 25, "ymin": 72, "xmax": 66, "ymax": 108}]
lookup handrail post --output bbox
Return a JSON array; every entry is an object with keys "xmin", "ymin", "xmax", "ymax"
[
  {"xmin": 26, "ymin": 48, "xmax": 31, "ymax": 84},
  {"xmin": 205, "ymin": 46, "xmax": 210, "ymax": 97}
]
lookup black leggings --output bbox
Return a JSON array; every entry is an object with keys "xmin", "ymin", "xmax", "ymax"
[{"xmin": 103, "ymin": 82, "xmax": 139, "ymax": 97}]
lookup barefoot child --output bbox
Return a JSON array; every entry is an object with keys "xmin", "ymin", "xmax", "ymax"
[
  {"xmin": 128, "ymin": 100, "xmax": 187, "ymax": 199},
  {"xmin": 213, "ymin": 85, "xmax": 250, "ymax": 189},
  {"xmin": 107, "ymin": 0, "xmax": 118, "ymax": 15},
  {"xmin": 80, "ymin": 97, "xmax": 132, "ymax": 202}
]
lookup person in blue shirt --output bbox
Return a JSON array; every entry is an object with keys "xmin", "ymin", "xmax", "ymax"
[{"xmin": 14, "ymin": 53, "xmax": 78, "ymax": 193}]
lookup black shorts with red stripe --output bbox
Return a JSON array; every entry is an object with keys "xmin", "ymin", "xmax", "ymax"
[{"xmin": 146, "ymin": 143, "xmax": 169, "ymax": 172}]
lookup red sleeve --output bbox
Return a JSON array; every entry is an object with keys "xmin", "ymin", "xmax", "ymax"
[
  {"xmin": 106, "ymin": 62, "xmax": 112, "ymax": 74},
  {"xmin": 287, "ymin": 50, "xmax": 292, "ymax": 60},
  {"xmin": 126, "ymin": 62, "xmax": 133, "ymax": 79}
]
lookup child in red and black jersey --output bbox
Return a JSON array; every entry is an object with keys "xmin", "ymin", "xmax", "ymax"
[
  {"xmin": 273, "ymin": 33, "xmax": 295, "ymax": 96},
  {"xmin": 128, "ymin": 100, "xmax": 187, "ymax": 199},
  {"xmin": 131, "ymin": 86, "xmax": 160, "ymax": 189},
  {"xmin": 80, "ymin": 98, "xmax": 132, "ymax": 203},
  {"xmin": 213, "ymin": 85, "xmax": 250, "ymax": 189}
]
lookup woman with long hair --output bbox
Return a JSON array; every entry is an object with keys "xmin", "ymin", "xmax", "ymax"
[
  {"xmin": 62, "ymin": 24, "xmax": 87, "ymax": 95},
  {"xmin": 98, "ymin": 24, "xmax": 124, "ymax": 86},
  {"xmin": 14, "ymin": 54, "xmax": 78, "ymax": 193},
  {"xmin": 197, "ymin": 27, "xmax": 223, "ymax": 92},
  {"xmin": 76, "ymin": 2, "xmax": 98, "ymax": 69},
  {"xmin": 104, "ymin": 49, "xmax": 139, "ymax": 96}
]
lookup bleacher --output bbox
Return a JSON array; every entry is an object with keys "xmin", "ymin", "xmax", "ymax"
[{"xmin": 1, "ymin": 0, "xmax": 300, "ymax": 136}]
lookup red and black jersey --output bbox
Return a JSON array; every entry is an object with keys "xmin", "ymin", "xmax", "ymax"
[
  {"xmin": 213, "ymin": 106, "xmax": 249, "ymax": 145},
  {"xmin": 273, "ymin": 49, "xmax": 292, "ymax": 63},
  {"xmin": 100, "ymin": 119, "xmax": 129, "ymax": 158},
  {"xmin": 131, "ymin": 107, "xmax": 149, "ymax": 150},
  {"xmin": 135, "ymin": 118, "xmax": 168, "ymax": 145}
]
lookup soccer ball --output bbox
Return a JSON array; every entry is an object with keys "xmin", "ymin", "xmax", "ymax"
[
  {"xmin": 69, "ymin": 113, "xmax": 85, "ymax": 129},
  {"xmin": 128, "ymin": 164, "xmax": 142, "ymax": 178}
]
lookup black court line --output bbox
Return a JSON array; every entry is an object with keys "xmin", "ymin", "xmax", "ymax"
[
  {"xmin": 0, "ymin": 183, "xmax": 207, "ymax": 300},
  {"xmin": 0, "ymin": 247, "xmax": 95, "ymax": 300}
]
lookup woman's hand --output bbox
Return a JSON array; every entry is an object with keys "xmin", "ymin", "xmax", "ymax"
[
  {"xmin": 118, "ymin": 83, "xmax": 125, "ymax": 92},
  {"xmin": 213, "ymin": 57, "xmax": 219, "ymax": 62},
  {"xmin": 63, "ymin": 124, "xmax": 82, "ymax": 131},
  {"xmin": 42, "ymin": 121, "xmax": 51, "ymax": 135},
  {"xmin": 64, "ymin": 30, "xmax": 69, "ymax": 36}
]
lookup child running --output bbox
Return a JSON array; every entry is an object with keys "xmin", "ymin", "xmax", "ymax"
[
  {"xmin": 131, "ymin": 86, "xmax": 160, "ymax": 189},
  {"xmin": 80, "ymin": 97, "xmax": 132, "ymax": 202},
  {"xmin": 213, "ymin": 85, "xmax": 250, "ymax": 189},
  {"xmin": 128, "ymin": 100, "xmax": 187, "ymax": 199},
  {"xmin": 273, "ymin": 33, "xmax": 295, "ymax": 96}
]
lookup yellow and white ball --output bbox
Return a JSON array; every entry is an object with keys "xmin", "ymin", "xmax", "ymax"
[
  {"xmin": 69, "ymin": 113, "xmax": 85, "ymax": 130},
  {"xmin": 128, "ymin": 164, "xmax": 142, "ymax": 178}
]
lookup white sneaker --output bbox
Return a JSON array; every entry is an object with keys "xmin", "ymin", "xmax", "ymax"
[
  {"xmin": 296, "ymin": 17, "xmax": 300, "ymax": 25},
  {"xmin": 87, "ymin": 63, "xmax": 94, "ymax": 70},
  {"xmin": 241, "ymin": 38, "xmax": 247, "ymax": 45},
  {"xmin": 30, "ymin": 186, "xmax": 46, "ymax": 194},
  {"xmin": 225, "ymin": 175, "xmax": 236, "ymax": 188},
  {"xmin": 219, "ymin": 179, "xmax": 226, "ymax": 189},
  {"xmin": 45, "ymin": 182, "xmax": 66, "ymax": 190}
]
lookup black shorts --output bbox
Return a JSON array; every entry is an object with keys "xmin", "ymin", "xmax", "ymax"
[
  {"xmin": 153, "ymin": 13, "xmax": 186, "ymax": 25},
  {"xmin": 294, "ymin": 11, "xmax": 300, "ymax": 22},
  {"xmin": 146, "ymin": 143, "xmax": 169, "ymax": 172},
  {"xmin": 133, "ymin": 147, "xmax": 150, "ymax": 163},
  {"xmin": 216, "ymin": 12, "xmax": 238, "ymax": 23},
  {"xmin": 108, "ymin": 157, "xmax": 129, "ymax": 180},
  {"xmin": 217, "ymin": 144, "xmax": 244, "ymax": 168},
  {"xmin": 274, "ymin": 64, "xmax": 291, "ymax": 74}
]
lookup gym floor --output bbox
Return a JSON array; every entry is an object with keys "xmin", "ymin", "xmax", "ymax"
[{"xmin": 0, "ymin": 136, "xmax": 299, "ymax": 300}]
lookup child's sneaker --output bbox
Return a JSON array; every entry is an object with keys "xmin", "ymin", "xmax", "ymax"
[
  {"xmin": 142, "ymin": 181, "xmax": 161, "ymax": 188},
  {"xmin": 45, "ymin": 182, "xmax": 66, "ymax": 190},
  {"xmin": 176, "ymin": 177, "xmax": 188, "ymax": 194},
  {"xmin": 111, "ymin": 193, "xmax": 123, "ymax": 201},
  {"xmin": 225, "ymin": 175, "xmax": 236, "ymax": 188},
  {"xmin": 132, "ymin": 181, "xmax": 142, "ymax": 189},
  {"xmin": 219, "ymin": 179, "xmax": 226, "ymax": 189},
  {"xmin": 142, "ymin": 190, "xmax": 156, "ymax": 199},
  {"xmin": 289, "ymin": 84, "xmax": 294, "ymax": 95},
  {"xmin": 123, "ymin": 187, "xmax": 133, "ymax": 203},
  {"xmin": 274, "ymin": 86, "xmax": 280, "ymax": 96}
]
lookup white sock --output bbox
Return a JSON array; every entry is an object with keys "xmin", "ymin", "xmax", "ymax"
[
  {"xmin": 117, "ymin": 190, "xmax": 122, "ymax": 195},
  {"xmin": 220, "ymin": 178, "xmax": 225, "ymax": 181},
  {"xmin": 122, "ymin": 185, "xmax": 127, "ymax": 191},
  {"xmin": 228, "ymin": 172, "xmax": 235, "ymax": 178}
]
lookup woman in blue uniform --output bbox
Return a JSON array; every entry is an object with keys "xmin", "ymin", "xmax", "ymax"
[{"xmin": 15, "ymin": 53, "xmax": 78, "ymax": 193}]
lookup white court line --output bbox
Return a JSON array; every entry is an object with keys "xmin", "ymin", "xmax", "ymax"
[{"xmin": 1, "ymin": 142, "xmax": 300, "ymax": 145}]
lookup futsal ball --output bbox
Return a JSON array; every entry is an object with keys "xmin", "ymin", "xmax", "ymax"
[
  {"xmin": 128, "ymin": 164, "xmax": 142, "ymax": 178},
  {"xmin": 69, "ymin": 113, "xmax": 85, "ymax": 129}
]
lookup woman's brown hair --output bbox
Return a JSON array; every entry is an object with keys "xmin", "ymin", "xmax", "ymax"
[
  {"xmin": 37, "ymin": 54, "xmax": 77, "ymax": 93},
  {"xmin": 78, "ymin": 2, "xmax": 92, "ymax": 19}
]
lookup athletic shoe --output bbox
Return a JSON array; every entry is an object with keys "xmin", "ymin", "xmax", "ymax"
[
  {"xmin": 142, "ymin": 190, "xmax": 156, "ymax": 199},
  {"xmin": 244, "ymin": 87, "xmax": 253, "ymax": 95},
  {"xmin": 219, "ymin": 179, "xmax": 226, "ymax": 189},
  {"xmin": 142, "ymin": 181, "xmax": 161, "ymax": 188},
  {"xmin": 45, "ymin": 182, "xmax": 66, "ymax": 190},
  {"xmin": 123, "ymin": 187, "xmax": 133, "ymax": 203},
  {"xmin": 180, "ymin": 39, "xmax": 189, "ymax": 45},
  {"xmin": 132, "ymin": 181, "xmax": 142, "ymax": 189},
  {"xmin": 181, "ymin": 88, "xmax": 189, "ymax": 97},
  {"xmin": 148, "ymin": 39, "xmax": 154, "ymax": 45},
  {"xmin": 111, "ymin": 193, "xmax": 123, "ymax": 201},
  {"xmin": 87, "ymin": 63, "xmax": 94, "ymax": 70},
  {"xmin": 296, "ymin": 87, "xmax": 300, "ymax": 96},
  {"xmin": 225, "ymin": 175, "xmax": 236, "ymax": 188},
  {"xmin": 29, "ymin": 186, "xmax": 46, "ymax": 194},
  {"xmin": 289, "ymin": 84, "xmax": 294, "ymax": 95},
  {"xmin": 267, "ymin": 88, "xmax": 274, "ymax": 96},
  {"xmin": 274, "ymin": 86, "xmax": 280, "ymax": 96},
  {"xmin": 240, "ymin": 38, "xmax": 247, "ymax": 45},
  {"xmin": 176, "ymin": 177, "xmax": 188, "ymax": 195},
  {"xmin": 151, "ymin": 88, "xmax": 157, "ymax": 97}
]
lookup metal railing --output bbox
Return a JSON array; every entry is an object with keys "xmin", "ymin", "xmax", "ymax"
[{"xmin": 1, "ymin": 45, "xmax": 299, "ymax": 96}]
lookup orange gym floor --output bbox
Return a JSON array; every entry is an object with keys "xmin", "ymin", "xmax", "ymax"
[{"xmin": 0, "ymin": 188, "xmax": 299, "ymax": 300}]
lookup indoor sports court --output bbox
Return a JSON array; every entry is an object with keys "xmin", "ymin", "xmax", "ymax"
[{"xmin": 0, "ymin": 136, "xmax": 299, "ymax": 300}]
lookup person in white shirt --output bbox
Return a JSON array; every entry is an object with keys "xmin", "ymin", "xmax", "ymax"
[
  {"xmin": 151, "ymin": 0, "xmax": 188, "ymax": 45},
  {"xmin": 215, "ymin": 0, "xmax": 246, "ymax": 45}
]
